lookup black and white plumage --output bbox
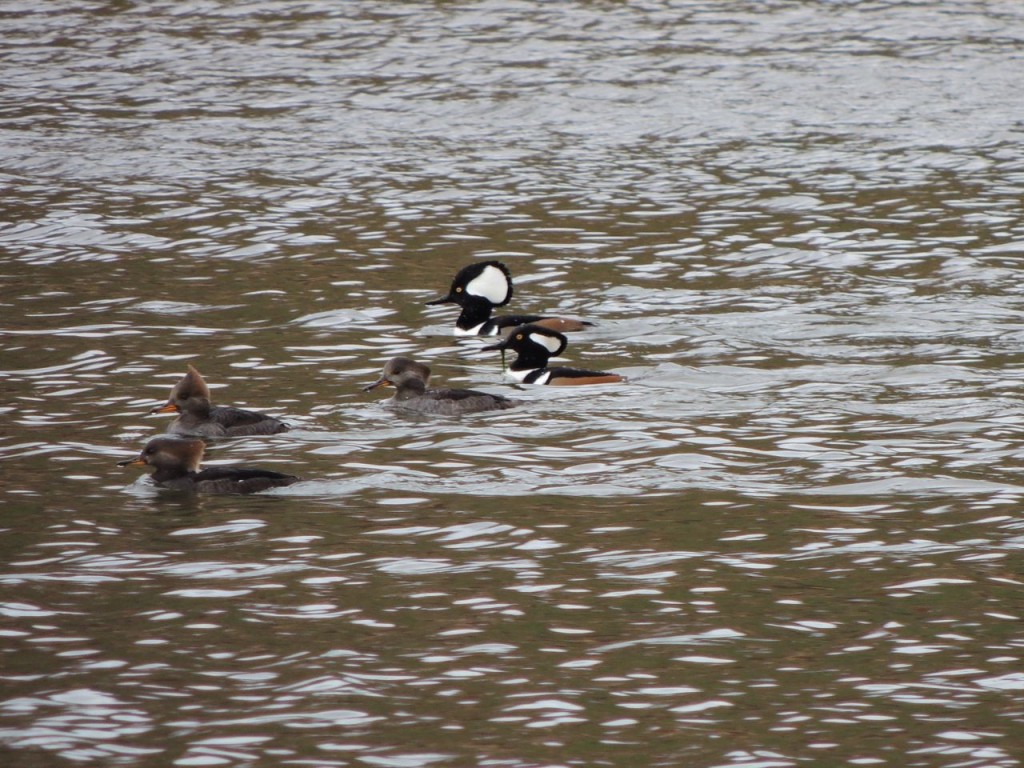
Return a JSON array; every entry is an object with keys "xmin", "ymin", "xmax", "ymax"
[
  {"xmin": 483, "ymin": 324, "xmax": 624, "ymax": 386},
  {"xmin": 425, "ymin": 261, "xmax": 591, "ymax": 336}
]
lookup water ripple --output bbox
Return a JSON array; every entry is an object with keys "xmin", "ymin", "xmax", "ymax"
[{"xmin": 2, "ymin": 1, "xmax": 1023, "ymax": 765}]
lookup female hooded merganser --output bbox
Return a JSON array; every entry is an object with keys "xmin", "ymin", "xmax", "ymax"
[
  {"xmin": 483, "ymin": 324, "xmax": 624, "ymax": 385},
  {"xmin": 118, "ymin": 436, "xmax": 299, "ymax": 494},
  {"xmin": 150, "ymin": 365, "xmax": 289, "ymax": 437},
  {"xmin": 425, "ymin": 260, "xmax": 591, "ymax": 336},
  {"xmin": 363, "ymin": 356, "xmax": 517, "ymax": 415}
]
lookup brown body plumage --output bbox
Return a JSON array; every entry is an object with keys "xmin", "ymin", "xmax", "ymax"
[
  {"xmin": 363, "ymin": 357, "xmax": 517, "ymax": 415},
  {"xmin": 118, "ymin": 436, "xmax": 299, "ymax": 494},
  {"xmin": 150, "ymin": 365, "xmax": 288, "ymax": 437}
]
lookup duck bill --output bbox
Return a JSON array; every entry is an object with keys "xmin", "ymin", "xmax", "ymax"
[
  {"xmin": 117, "ymin": 456, "xmax": 147, "ymax": 467},
  {"xmin": 149, "ymin": 402, "xmax": 179, "ymax": 415},
  {"xmin": 425, "ymin": 293, "xmax": 454, "ymax": 306},
  {"xmin": 362, "ymin": 377, "xmax": 392, "ymax": 392},
  {"xmin": 480, "ymin": 340, "xmax": 508, "ymax": 371}
]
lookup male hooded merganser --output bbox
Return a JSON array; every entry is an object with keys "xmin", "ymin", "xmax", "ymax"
[
  {"xmin": 363, "ymin": 356, "xmax": 517, "ymax": 415},
  {"xmin": 483, "ymin": 324, "xmax": 624, "ymax": 385},
  {"xmin": 118, "ymin": 436, "xmax": 299, "ymax": 494},
  {"xmin": 150, "ymin": 365, "xmax": 288, "ymax": 437},
  {"xmin": 425, "ymin": 260, "xmax": 591, "ymax": 336}
]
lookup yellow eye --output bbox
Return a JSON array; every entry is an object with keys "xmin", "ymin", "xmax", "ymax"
[
  {"xmin": 515, "ymin": 334, "xmax": 523, "ymax": 340},
  {"xmin": 455, "ymin": 286, "xmax": 462, "ymax": 293}
]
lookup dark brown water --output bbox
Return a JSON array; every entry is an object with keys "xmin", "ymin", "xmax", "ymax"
[{"xmin": 3, "ymin": 2, "xmax": 1024, "ymax": 766}]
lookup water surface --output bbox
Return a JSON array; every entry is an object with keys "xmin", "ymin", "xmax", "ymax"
[{"xmin": 2, "ymin": 2, "xmax": 1024, "ymax": 766}]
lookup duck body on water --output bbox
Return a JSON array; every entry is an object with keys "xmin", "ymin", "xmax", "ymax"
[
  {"xmin": 364, "ymin": 357, "xmax": 517, "ymax": 415},
  {"xmin": 118, "ymin": 436, "xmax": 299, "ymax": 494},
  {"xmin": 122, "ymin": 264, "xmax": 614, "ymax": 492},
  {"xmin": 150, "ymin": 365, "xmax": 289, "ymax": 437},
  {"xmin": 484, "ymin": 325, "xmax": 624, "ymax": 386},
  {"xmin": 426, "ymin": 261, "xmax": 591, "ymax": 336}
]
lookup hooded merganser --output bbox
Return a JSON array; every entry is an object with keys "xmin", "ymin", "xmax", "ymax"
[
  {"xmin": 118, "ymin": 436, "xmax": 299, "ymax": 494},
  {"xmin": 150, "ymin": 365, "xmax": 289, "ymax": 437},
  {"xmin": 483, "ymin": 324, "xmax": 624, "ymax": 385},
  {"xmin": 362, "ymin": 356, "xmax": 517, "ymax": 415},
  {"xmin": 425, "ymin": 260, "xmax": 591, "ymax": 336}
]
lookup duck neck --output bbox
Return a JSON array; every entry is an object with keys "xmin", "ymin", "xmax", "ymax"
[
  {"xmin": 455, "ymin": 299, "xmax": 493, "ymax": 333},
  {"xmin": 151, "ymin": 466, "xmax": 194, "ymax": 484},
  {"xmin": 393, "ymin": 379, "xmax": 427, "ymax": 401},
  {"xmin": 509, "ymin": 345, "xmax": 551, "ymax": 373}
]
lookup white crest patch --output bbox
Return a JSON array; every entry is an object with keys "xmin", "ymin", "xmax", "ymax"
[
  {"xmin": 529, "ymin": 332, "xmax": 563, "ymax": 355},
  {"xmin": 465, "ymin": 265, "xmax": 511, "ymax": 304}
]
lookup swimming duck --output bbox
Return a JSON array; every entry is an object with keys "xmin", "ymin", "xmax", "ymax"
[
  {"xmin": 150, "ymin": 365, "xmax": 288, "ymax": 437},
  {"xmin": 483, "ymin": 324, "xmax": 624, "ymax": 385},
  {"xmin": 118, "ymin": 436, "xmax": 299, "ymax": 494},
  {"xmin": 362, "ymin": 356, "xmax": 517, "ymax": 415},
  {"xmin": 426, "ymin": 260, "xmax": 591, "ymax": 336}
]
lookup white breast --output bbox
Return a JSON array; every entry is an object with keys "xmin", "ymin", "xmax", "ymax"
[{"xmin": 508, "ymin": 367, "xmax": 536, "ymax": 383}]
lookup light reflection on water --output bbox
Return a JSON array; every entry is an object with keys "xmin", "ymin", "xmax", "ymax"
[
  {"xmin": 2, "ymin": 0, "xmax": 1024, "ymax": 766},
  {"xmin": 2, "ymin": 498, "xmax": 1022, "ymax": 766}
]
